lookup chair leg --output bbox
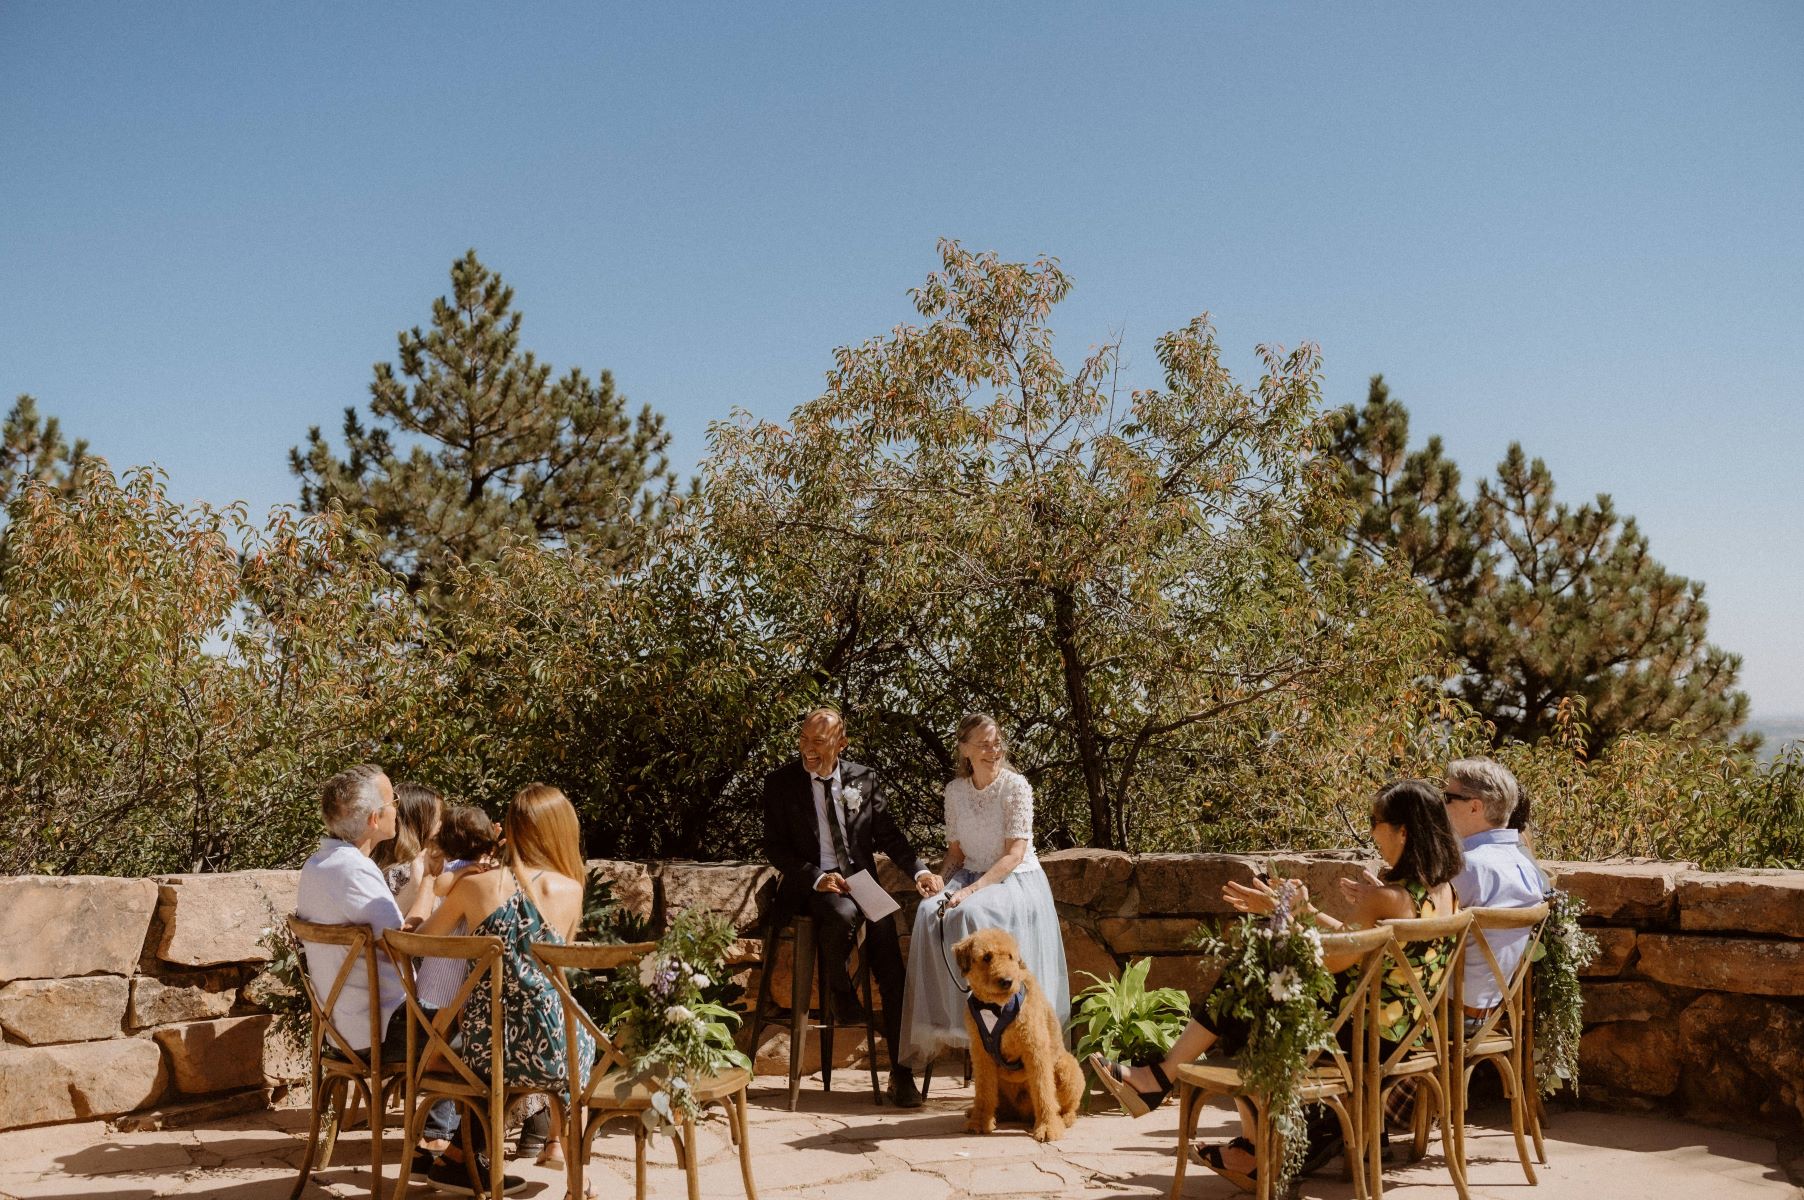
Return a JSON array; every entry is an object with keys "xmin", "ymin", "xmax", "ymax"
[
  {"xmin": 388, "ymin": 1090, "xmax": 431, "ymax": 1200},
  {"xmin": 289, "ymin": 1072, "xmax": 329, "ymax": 1200},
  {"xmin": 681, "ymin": 1113, "xmax": 703, "ymax": 1200},
  {"xmin": 788, "ymin": 918, "xmax": 812, "ymax": 1112},
  {"xmin": 817, "ymin": 931, "xmax": 835, "ymax": 1095},
  {"xmin": 859, "ymin": 929, "xmax": 880, "ymax": 1104},
  {"xmin": 634, "ymin": 1123, "xmax": 648, "ymax": 1200},
  {"xmin": 732, "ymin": 1090, "xmax": 759, "ymax": 1200},
  {"xmin": 318, "ymin": 1078, "xmax": 347, "ymax": 1174},
  {"xmin": 1497, "ymin": 1059, "xmax": 1537, "ymax": 1184},
  {"xmin": 1168, "ymin": 1083, "xmax": 1201, "ymax": 1200},
  {"xmin": 366, "ymin": 1080, "xmax": 385, "ymax": 1195}
]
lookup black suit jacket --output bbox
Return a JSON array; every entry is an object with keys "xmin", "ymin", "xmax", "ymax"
[{"xmin": 761, "ymin": 757, "xmax": 924, "ymax": 889}]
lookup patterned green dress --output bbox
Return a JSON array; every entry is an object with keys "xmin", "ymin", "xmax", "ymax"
[
  {"xmin": 457, "ymin": 872, "xmax": 596, "ymax": 1096},
  {"xmin": 1374, "ymin": 880, "xmax": 1455, "ymax": 1044}
]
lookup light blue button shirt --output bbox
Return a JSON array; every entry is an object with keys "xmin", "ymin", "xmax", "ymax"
[{"xmin": 1453, "ymin": 828, "xmax": 1547, "ymax": 1009}]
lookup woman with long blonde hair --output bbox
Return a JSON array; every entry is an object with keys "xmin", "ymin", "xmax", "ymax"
[{"xmin": 415, "ymin": 784, "xmax": 593, "ymax": 1195}]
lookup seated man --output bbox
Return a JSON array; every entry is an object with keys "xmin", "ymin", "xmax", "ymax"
[
  {"xmin": 293, "ymin": 764, "xmax": 521, "ymax": 1194},
  {"xmin": 1441, "ymin": 757, "xmax": 1549, "ymax": 1028}
]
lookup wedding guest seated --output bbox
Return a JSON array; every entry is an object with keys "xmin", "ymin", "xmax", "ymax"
[
  {"xmin": 415, "ymin": 784, "xmax": 591, "ymax": 1196},
  {"xmin": 1437, "ymin": 758, "xmax": 1547, "ymax": 1029},
  {"xmin": 373, "ymin": 781, "xmax": 445, "ymax": 923},
  {"xmin": 900, "ymin": 714, "xmax": 1070, "ymax": 1076},
  {"xmin": 1090, "ymin": 780, "xmax": 1463, "ymax": 1193}
]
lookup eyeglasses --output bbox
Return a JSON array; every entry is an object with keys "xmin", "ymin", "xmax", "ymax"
[{"xmin": 1442, "ymin": 789, "xmax": 1479, "ymax": 803}]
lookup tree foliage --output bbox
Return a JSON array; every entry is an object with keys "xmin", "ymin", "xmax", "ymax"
[
  {"xmin": 1, "ymin": 394, "xmax": 88, "ymax": 508},
  {"xmin": 1328, "ymin": 376, "xmax": 1748, "ymax": 753},
  {"xmin": 290, "ymin": 250, "xmax": 679, "ymax": 600}
]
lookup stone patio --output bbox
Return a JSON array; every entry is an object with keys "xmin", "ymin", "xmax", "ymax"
[{"xmin": 0, "ymin": 1077, "xmax": 1796, "ymax": 1200}]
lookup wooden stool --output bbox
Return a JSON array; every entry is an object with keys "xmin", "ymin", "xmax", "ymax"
[{"xmin": 747, "ymin": 912, "xmax": 881, "ymax": 1109}]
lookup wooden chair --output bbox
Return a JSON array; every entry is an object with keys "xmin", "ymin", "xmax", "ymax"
[
  {"xmin": 380, "ymin": 928, "xmax": 518, "ymax": 1200},
  {"xmin": 1168, "ymin": 925, "xmax": 1393, "ymax": 1200},
  {"xmin": 1370, "ymin": 910, "xmax": 1473, "ymax": 1200},
  {"xmin": 1458, "ymin": 902, "xmax": 1550, "ymax": 1184},
  {"xmin": 286, "ymin": 916, "xmax": 405, "ymax": 1199},
  {"xmin": 534, "ymin": 940, "xmax": 758, "ymax": 1200}
]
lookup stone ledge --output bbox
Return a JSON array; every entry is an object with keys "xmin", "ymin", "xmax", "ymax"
[
  {"xmin": 0, "ymin": 1038, "xmax": 166, "ymax": 1127},
  {"xmin": 0, "ymin": 876, "xmax": 159, "ymax": 983},
  {"xmin": 1636, "ymin": 934, "xmax": 1804, "ymax": 996},
  {"xmin": 1677, "ymin": 871, "xmax": 1804, "ymax": 938},
  {"xmin": 0, "ymin": 975, "xmax": 129, "ymax": 1044},
  {"xmin": 153, "ymin": 871, "xmax": 298, "ymax": 968},
  {"xmin": 152, "ymin": 1015, "xmax": 274, "ymax": 1095},
  {"xmin": 1543, "ymin": 861, "xmax": 1692, "ymax": 924}
]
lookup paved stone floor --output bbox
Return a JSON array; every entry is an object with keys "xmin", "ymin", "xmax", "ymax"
[{"xmin": 0, "ymin": 1076, "xmax": 1797, "ymax": 1199}]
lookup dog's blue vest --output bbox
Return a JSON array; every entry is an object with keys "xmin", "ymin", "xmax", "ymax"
[{"xmin": 967, "ymin": 990, "xmax": 1025, "ymax": 1071}]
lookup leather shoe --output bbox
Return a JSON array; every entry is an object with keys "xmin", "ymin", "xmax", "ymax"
[{"xmin": 886, "ymin": 1069, "xmax": 924, "ymax": 1109}]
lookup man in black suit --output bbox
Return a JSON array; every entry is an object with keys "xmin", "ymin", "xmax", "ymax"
[{"xmin": 762, "ymin": 707, "xmax": 941, "ymax": 1107}]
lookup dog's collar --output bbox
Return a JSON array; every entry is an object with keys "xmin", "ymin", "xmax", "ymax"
[{"xmin": 967, "ymin": 990, "xmax": 1026, "ymax": 1071}]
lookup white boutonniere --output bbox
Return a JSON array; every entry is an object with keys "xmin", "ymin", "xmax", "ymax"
[{"xmin": 840, "ymin": 784, "xmax": 864, "ymax": 813}]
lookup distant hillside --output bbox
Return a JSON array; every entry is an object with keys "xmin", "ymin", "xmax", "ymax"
[{"xmin": 1747, "ymin": 717, "xmax": 1804, "ymax": 761}]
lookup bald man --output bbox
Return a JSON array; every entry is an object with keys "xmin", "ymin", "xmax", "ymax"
[{"xmin": 762, "ymin": 708, "xmax": 939, "ymax": 1107}]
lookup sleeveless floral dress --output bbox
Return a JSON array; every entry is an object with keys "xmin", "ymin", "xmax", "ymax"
[
  {"xmin": 1374, "ymin": 880, "xmax": 1455, "ymax": 1044},
  {"xmin": 457, "ymin": 871, "xmax": 595, "ymax": 1096}
]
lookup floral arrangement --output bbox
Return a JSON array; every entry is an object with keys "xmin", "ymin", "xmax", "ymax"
[
  {"xmin": 1068, "ymin": 957, "xmax": 1191, "ymax": 1073},
  {"xmin": 602, "ymin": 907, "xmax": 751, "ymax": 1133},
  {"xmin": 1531, "ymin": 889, "xmax": 1599, "ymax": 1096},
  {"xmin": 1190, "ymin": 879, "xmax": 1336, "ymax": 1189}
]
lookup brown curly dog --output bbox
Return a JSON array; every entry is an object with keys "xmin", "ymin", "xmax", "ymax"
[{"xmin": 954, "ymin": 927, "xmax": 1084, "ymax": 1142}]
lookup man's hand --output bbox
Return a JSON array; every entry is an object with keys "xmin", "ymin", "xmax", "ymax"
[
  {"xmin": 916, "ymin": 873, "xmax": 945, "ymax": 898},
  {"xmin": 815, "ymin": 872, "xmax": 849, "ymax": 895}
]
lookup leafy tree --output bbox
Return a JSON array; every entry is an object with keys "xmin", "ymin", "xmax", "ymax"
[
  {"xmin": 290, "ymin": 250, "xmax": 679, "ymax": 599},
  {"xmin": 707, "ymin": 242, "xmax": 1438, "ymax": 849},
  {"xmin": 2, "ymin": 394, "xmax": 89, "ymax": 506},
  {"xmin": 1328, "ymin": 376, "xmax": 1748, "ymax": 752}
]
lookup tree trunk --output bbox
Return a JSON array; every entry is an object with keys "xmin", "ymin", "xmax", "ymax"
[{"xmin": 1051, "ymin": 585, "xmax": 1114, "ymax": 849}]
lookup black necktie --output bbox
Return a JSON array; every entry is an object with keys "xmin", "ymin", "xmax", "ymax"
[{"xmin": 819, "ymin": 776, "xmax": 853, "ymax": 872}]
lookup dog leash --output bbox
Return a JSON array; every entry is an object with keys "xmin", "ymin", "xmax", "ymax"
[{"xmin": 933, "ymin": 899, "xmax": 973, "ymax": 996}]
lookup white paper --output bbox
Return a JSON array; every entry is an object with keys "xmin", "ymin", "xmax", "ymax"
[{"xmin": 843, "ymin": 869, "xmax": 901, "ymax": 922}]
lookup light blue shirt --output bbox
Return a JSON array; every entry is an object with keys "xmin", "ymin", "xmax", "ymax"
[
  {"xmin": 294, "ymin": 837, "xmax": 407, "ymax": 1050},
  {"xmin": 1453, "ymin": 828, "xmax": 1547, "ymax": 1010}
]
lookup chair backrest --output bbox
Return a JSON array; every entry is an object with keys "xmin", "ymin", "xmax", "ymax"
[
  {"xmin": 1465, "ymin": 903, "xmax": 1550, "ymax": 1045},
  {"xmin": 1308, "ymin": 926, "xmax": 1396, "ymax": 1087},
  {"xmin": 1373, "ymin": 910, "xmax": 1473, "ymax": 1075},
  {"xmin": 532, "ymin": 941, "xmax": 660, "ymax": 1105},
  {"xmin": 288, "ymin": 916, "xmax": 383, "ymax": 1075},
  {"xmin": 381, "ymin": 929, "xmax": 505, "ymax": 1094}
]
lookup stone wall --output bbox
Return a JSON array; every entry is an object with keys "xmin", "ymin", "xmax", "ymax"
[{"xmin": 2, "ymin": 853, "xmax": 1799, "ymax": 1135}]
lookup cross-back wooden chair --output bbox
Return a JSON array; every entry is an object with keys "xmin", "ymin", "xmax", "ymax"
[
  {"xmin": 381, "ymin": 928, "xmax": 515, "ymax": 1200},
  {"xmin": 1370, "ymin": 910, "xmax": 1473, "ymax": 1200},
  {"xmin": 533, "ymin": 940, "xmax": 758, "ymax": 1200},
  {"xmin": 1168, "ymin": 925, "xmax": 1393, "ymax": 1200},
  {"xmin": 287, "ymin": 916, "xmax": 405, "ymax": 1199},
  {"xmin": 1459, "ymin": 902, "xmax": 1550, "ymax": 1184}
]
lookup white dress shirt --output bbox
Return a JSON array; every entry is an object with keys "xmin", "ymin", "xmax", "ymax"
[{"xmin": 294, "ymin": 837, "xmax": 407, "ymax": 1050}]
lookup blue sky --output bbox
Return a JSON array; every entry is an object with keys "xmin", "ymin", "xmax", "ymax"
[{"xmin": 4, "ymin": 3, "xmax": 1801, "ymax": 715}]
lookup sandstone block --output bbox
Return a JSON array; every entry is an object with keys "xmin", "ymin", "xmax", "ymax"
[
  {"xmin": 1635, "ymin": 934, "xmax": 1804, "ymax": 996},
  {"xmin": 0, "ymin": 876, "xmax": 159, "ymax": 983},
  {"xmin": 129, "ymin": 973, "xmax": 239, "ymax": 1028},
  {"xmin": 1577, "ymin": 1020, "xmax": 1680, "ymax": 1096},
  {"xmin": 1143, "ymin": 954, "xmax": 1218, "ymax": 1000},
  {"xmin": 1040, "ymin": 849, "xmax": 1135, "ymax": 911},
  {"xmin": 0, "ymin": 1038, "xmax": 166, "ymax": 1128},
  {"xmin": 153, "ymin": 870, "xmax": 299, "ymax": 968},
  {"xmin": 1675, "ymin": 991, "xmax": 1804, "ymax": 1131},
  {"xmin": 0, "ymin": 975, "xmax": 129, "ymax": 1044},
  {"xmin": 749, "ymin": 1024, "xmax": 877, "ymax": 1076},
  {"xmin": 1097, "ymin": 916, "xmax": 1203, "ymax": 956},
  {"xmin": 1131, "ymin": 855, "xmax": 1262, "ymax": 916},
  {"xmin": 152, "ymin": 1014, "xmax": 273, "ymax": 1095},
  {"xmin": 1581, "ymin": 980, "xmax": 1675, "ymax": 1025},
  {"xmin": 1580, "ymin": 927, "xmax": 1637, "ymax": 977},
  {"xmin": 1542, "ymin": 861, "xmax": 1690, "ymax": 923},
  {"xmin": 659, "ymin": 862, "xmax": 777, "ymax": 933},
  {"xmin": 1061, "ymin": 921, "xmax": 1118, "ymax": 998},
  {"xmin": 1677, "ymin": 870, "xmax": 1804, "ymax": 938},
  {"xmin": 584, "ymin": 859, "xmax": 655, "ymax": 921}
]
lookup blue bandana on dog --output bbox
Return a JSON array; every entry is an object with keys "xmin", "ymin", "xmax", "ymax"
[{"xmin": 967, "ymin": 990, "xmax": 1025, "ymax": 1071}]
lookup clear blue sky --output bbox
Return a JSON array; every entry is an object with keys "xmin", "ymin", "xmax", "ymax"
[{"xmin": 4, "ymin": 3, "xmax": 1801, "ymax": 716}]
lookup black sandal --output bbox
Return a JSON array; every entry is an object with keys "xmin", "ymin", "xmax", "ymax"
[
  {"xmin": 1193, "ymin": 1136, "xmax": 1257, "ymax": 1194},
  {"xmin": 1086, "ymin": 1054, "xmax": 1173, "ymax": 1117}
]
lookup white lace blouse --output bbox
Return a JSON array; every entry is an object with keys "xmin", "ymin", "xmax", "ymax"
[{"xmin": 944, "ymin": 769, "xmax": 1040, "ymax": 874}]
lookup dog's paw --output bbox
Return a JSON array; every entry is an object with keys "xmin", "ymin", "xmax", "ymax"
[
  {"xmin": 1030, "ymin": 1121, "xmax": 1064, "ymax": 1143},
  {"xmin": 964, "ymin": 1109, "xmax": 995, "ymax": 1135}
]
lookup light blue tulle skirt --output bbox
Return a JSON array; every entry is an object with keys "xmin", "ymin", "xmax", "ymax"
[{"xmin": 899, "ymin": 866, "xmax": 1071, "ymax": 1069}]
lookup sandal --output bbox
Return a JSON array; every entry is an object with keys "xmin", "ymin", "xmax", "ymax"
[
  {"xmin": 1086, "ymin": 1054, "xmax": 1172, "ymax": 1118},
  {"xmin": 1193, "ymin": 1136, "xmax": 1257, "ymax": 1194},
  {"xmin": 536, "ymin": 1146, "xmax": 566, "ymax": 1169}
]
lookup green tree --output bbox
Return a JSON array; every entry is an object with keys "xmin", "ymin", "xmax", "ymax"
[
  {"xmin": 707, "ymin": 242, "xmax": 1438, "ymax": 849},
  {"xmin": 2, "ymin": 394, "xmax": 89, "ymax": 505},
  {"xmin": 290, "ymin": 250, "xmax": 679, "ymax": 599},
  {"xmin": 1329, "ymin": 376, "xmax": 1748, "ymax": 752}
]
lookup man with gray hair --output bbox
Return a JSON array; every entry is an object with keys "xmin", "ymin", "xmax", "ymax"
[
  {"xmin": 1441, "ymin": 757, "xmax": 1547, "ymax": 1023},
  {"xmin": 293, "ymin": 764, "xmax": 408, "ymax": 1058}
]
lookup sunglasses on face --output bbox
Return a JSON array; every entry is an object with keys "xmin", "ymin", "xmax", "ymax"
[{"xmin": 1443, "ymin": 789, "xmax": 1479, "ymax": 803}]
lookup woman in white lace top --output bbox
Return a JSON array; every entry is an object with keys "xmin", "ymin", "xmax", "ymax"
[{"xmin": 898, "ymin": 714, "xmax": 1071, "ymax": 1070}]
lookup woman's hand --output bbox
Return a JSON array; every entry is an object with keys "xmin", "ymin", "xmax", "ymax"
[
  {"xmin": 1337, "ymin": 867, "xmax": 1385, "ymax": 908},
  {"xmin": 944, "ymin": 885, "xmax": 978, "ymax": 909},
  {"xmin": 1222, "ymin": 877, "xmax": 1312, "ymax": 915}
]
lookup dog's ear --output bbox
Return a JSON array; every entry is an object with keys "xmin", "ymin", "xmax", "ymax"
[{"xmin": 953, "ymin": 933, "xmax": 976, "ymax": 976}]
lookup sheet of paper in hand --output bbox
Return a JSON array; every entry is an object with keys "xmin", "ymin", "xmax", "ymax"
[{"xmin": 843, "ymin": 870, "xmax": 901, "ymax": 922}]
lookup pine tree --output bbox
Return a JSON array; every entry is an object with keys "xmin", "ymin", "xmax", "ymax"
[
  {"xmin": 2, "ymin": 395, "xmax": 89, "ymax": 506},
  {"xmin": 290, "ymin": 251, "xmax": 678, "ymax": 597},
  {"xmin": 1329, "ymin": 376, "xmax": 1748, "ymax": 752}
]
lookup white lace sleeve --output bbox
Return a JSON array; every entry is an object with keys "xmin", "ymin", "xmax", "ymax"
[
  {"xmin": 1002, "ymin": 772, "xmax": 1034, "ymax": 842},
  {"xmin": 943, "ymin": 780, "xmax": 959, "ymax": 847}
]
